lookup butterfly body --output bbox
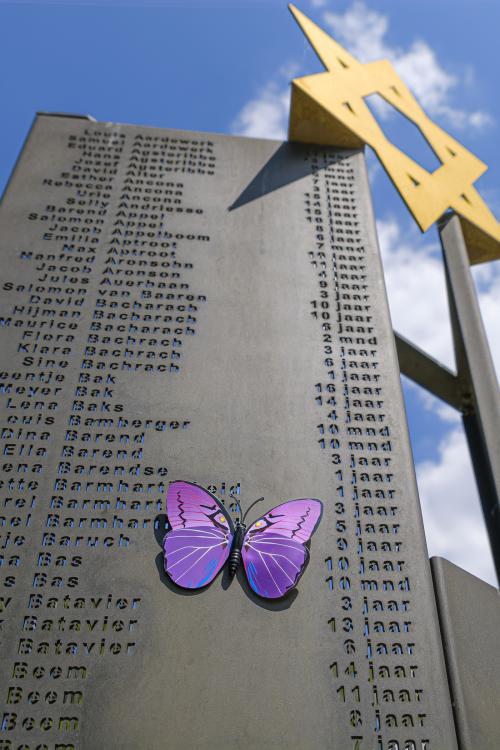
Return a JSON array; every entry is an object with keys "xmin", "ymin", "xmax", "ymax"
[
  {"xmin": 163, "ymin": 480, "xmax": 322, "ymax": 600},
  {"xmin": 227, "ymin": 522, "xmax": 246, "ymax": 577}
]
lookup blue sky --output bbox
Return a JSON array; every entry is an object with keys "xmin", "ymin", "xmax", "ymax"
[{"xmin": 1, "ymin": 0, "xmax": 499, "ymax": 584}]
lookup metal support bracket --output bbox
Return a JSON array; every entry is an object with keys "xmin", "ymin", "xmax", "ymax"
[
  {"xmin": 394, "ymin": 212, "xmax": 500, "ymax": 582},
  {"xmin": 394, "ymin": 332, "xmax": 461, "ymax": 410}
]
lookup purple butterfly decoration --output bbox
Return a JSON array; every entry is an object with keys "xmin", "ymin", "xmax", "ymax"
[{"xmin": 163, "ymin": 481, "xmax": 323, "ymax": 599}]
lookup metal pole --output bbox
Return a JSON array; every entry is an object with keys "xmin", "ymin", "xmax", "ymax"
[{"xmin": 439, "ymin": 213, "xmax": 500, "ymax": 581}]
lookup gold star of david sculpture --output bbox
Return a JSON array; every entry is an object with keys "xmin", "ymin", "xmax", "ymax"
[{"xmin": 288, "ymin": 4, "xmax": 500, "ymax": 265}]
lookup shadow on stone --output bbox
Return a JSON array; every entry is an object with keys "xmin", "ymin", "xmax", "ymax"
[{"xmin": 229, "ymin": 141, "xmax": 354, "ymax": 211}]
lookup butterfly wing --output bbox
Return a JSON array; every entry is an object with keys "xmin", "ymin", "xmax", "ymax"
[
  {"xmin": 163, "ymin": 481, "xmax": 234, "ymax": 590},
  {"xmin": 241, "ymin": 499, "xmax": 322, "ymax": 599}
]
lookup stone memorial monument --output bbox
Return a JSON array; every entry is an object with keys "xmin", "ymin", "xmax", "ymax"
[{"xmin": 0, "ymin": 6, "xmax": 499, "ymax": 750}]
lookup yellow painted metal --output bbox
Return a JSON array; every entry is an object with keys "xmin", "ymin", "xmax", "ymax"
[{"xmin": 288, "ymin": 4, "xmax": 500, "ymax": 265}]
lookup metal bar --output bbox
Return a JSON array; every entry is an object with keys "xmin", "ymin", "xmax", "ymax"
[
  {"xmin": 439, "ymin": 212, "xmax": 500, "ymax": 581},
  {"xmin": 394, "ymin": 331, "xmax": 461, "ymax": 410},
  {"xmin": 431, "ymin": 557, "xmax": 500, "ymax": 750}
]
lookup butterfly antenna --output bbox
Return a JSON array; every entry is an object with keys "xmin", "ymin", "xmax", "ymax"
[
  {"xmin": 242, "ymin": 497, "xmax": 264, "ymax": 524},
  {"xmin": 228, "ymin": 493, "xmax": 243, "ymax": 522}
]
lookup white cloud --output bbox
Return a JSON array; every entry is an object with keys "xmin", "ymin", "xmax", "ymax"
[
  {"xmin": 472, "ymin": 264, "xmax": 500, "ymax": 382},
  {"xmin": 231, "ymin": 80, "xmax": 289, "ymax": 141},
  {"xmin": 323, "ymin": 1, "xmax": 493, "ymax": 130},
  {"xmin": 231, "ymin": 1, "xmax": 493, "ymax": 144},
  {"xmin": 416, "ymin": 428, "xmax": 497, "ymax": 586},
  {"xmin": 378, "ymin": 215, "xmax": 500, "ymax": 381},
  {"xmin": 230, "ymin": 2, "xmax": 493, "ymax": 141},
  {"xmin": 407, "ymin": 384, "xmax": 461, "ymax": 425},
  {"xmin": 468, "ymin": 111, "xmax": 494, "ymax": 130},
  {"xmin": 377, "ymin": 217, "xmax": 455, "ymax": 368}
]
